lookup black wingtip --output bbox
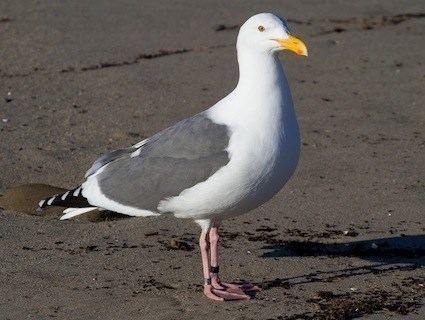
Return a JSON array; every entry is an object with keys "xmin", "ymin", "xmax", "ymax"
[{"xmin": 37, "ymin": 186, "xmax": 89, "ymax": 209}]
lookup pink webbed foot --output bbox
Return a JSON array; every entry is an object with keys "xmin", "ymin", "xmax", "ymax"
[
  {"xmin": 212, "ymin": 277, "xmax": 261, "ymax": 295},
  {"xmin": 204, "ymin": 284, "xmax": 250, "ymax": 301}
]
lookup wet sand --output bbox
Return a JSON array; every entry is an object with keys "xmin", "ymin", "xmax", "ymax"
[{"xmin": 1, "ymin": 1, "xmax": 424, "ymax": 319}]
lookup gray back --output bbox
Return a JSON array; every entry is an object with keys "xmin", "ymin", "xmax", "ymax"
[{"xmin": 94, "ymin": 113, "xmax": 230, "ymax": 211}]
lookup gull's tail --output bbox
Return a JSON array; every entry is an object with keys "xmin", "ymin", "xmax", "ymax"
[{"xmin": 38, "ymin": 186, "xmax": 97, "ymax": 220}]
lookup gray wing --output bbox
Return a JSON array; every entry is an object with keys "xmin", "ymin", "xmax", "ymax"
[
  {"xmin": 91, "ymin": 112, "xmax": 230, "ymax": 211},
  {"xmin": 85, "ymin": 147, "xmax": 137, "ymax": 178}
]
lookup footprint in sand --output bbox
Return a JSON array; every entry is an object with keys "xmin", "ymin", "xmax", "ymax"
[{"xmin": 0, "ymin": 184, "xmax": 125, "ymax": 222}]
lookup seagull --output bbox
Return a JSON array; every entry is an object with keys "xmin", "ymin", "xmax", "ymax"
[{"xmin": 38, "ymin": 13, "xmax": 307, "ymax": 301}]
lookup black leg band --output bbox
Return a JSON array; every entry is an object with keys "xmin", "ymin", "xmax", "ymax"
[
  {"xmin": 204, "ymin": 277, "xmax": 211, "ymax": 285},
  {"xmin": 210, "ymin": 265, "xmax": 220, "ymax": 274}
]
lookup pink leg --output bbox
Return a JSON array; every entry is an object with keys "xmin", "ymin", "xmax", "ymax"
[
  {"xmin": 209, "ymin": 226, "xmax": 260, "ymax": 295},
  {"xmin": 199, "ymin": 231, "xmax": 223, "ymax": 301},
  {"xmin": 199, "ymin": 230, "xmax": 251, "ymax": 301}
]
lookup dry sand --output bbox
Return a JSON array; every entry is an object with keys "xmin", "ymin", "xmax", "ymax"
[{"xmin": 0, "ymin": 1, "xmax": 424, "ymax": 319}]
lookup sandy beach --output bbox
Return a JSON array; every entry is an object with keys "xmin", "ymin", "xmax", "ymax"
[{"xmin": 1, "ymin": 1, "xmax": 424, "ymax": 319}]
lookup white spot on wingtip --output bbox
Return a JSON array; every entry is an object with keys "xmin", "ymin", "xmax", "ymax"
[
  {"xmin": 61, "ymin": 191, "xmax": 70, "ymax": 200},
  {"xmin": 38, "ymin": 200, "xmax": 45, "ymax": 207},
  {"xmin": 73, "ymin": 187, "xmax": 81, "ymax": 196},
  {"xmin": 47, "ymin": 197, "xmax": 55, "ymax": 205}
]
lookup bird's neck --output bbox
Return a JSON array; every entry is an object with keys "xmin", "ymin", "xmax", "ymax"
[
  {"xmin": 236, "ymin": 50, "xmax": 285, "ymax": 93},
  {"xmin": 231, "ymin": 49, "xmax": 299, "ymax": 145},
  {"xmin": 233, "ymin": 50, "xmax": 296, "ymax": 124}
]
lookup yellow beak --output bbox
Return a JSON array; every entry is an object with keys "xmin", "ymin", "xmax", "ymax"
[{"xmin": 275, "ymin": 35, "xmax": 308, "ymax": 56}]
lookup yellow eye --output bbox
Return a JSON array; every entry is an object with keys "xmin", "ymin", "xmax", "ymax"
[{"xmin": 258, "ymin": 25, "xmax": 265, "ymax": 32}]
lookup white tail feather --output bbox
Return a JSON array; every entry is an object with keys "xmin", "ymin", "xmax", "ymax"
[{"xmin": 60, "ymin": 207, "xmax": 98, "ymax": 220}]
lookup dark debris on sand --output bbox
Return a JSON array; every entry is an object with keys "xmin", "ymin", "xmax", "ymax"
[
  {"xmin": 160, "ymin": 239, "xmax": 194, "ymax": 251},
  {"xmin": 279, "ymin": 276, "xmax": 424, "ymax": 320}
]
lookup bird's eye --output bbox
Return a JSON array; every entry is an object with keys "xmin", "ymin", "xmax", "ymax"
[{"xmin": 258, "ymin": 25, "xmax": 265, "ymax": 32}]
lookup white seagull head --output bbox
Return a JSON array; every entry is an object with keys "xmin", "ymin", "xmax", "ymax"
[{"xmin": 237, "ymin": 13, "xmax": 308, "ymax": 57}]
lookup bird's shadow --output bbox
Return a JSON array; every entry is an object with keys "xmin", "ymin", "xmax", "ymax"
[{"xmin": 257, "ymin": 234, "xmax": 425, "ymax": 290}]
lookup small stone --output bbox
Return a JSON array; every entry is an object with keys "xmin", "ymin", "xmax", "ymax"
[
  {"xmin": 343, "ymin": 230, "xmax": 359, "ymax": 237},
  {"xmin": 2, "ymin": 118, "xmax": 9, "ymax": 123}
]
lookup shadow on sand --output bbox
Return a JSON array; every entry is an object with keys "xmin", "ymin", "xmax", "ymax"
[{"xmin": 258, "ymin": 234, "xmax": 425, "ymax": 289}]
